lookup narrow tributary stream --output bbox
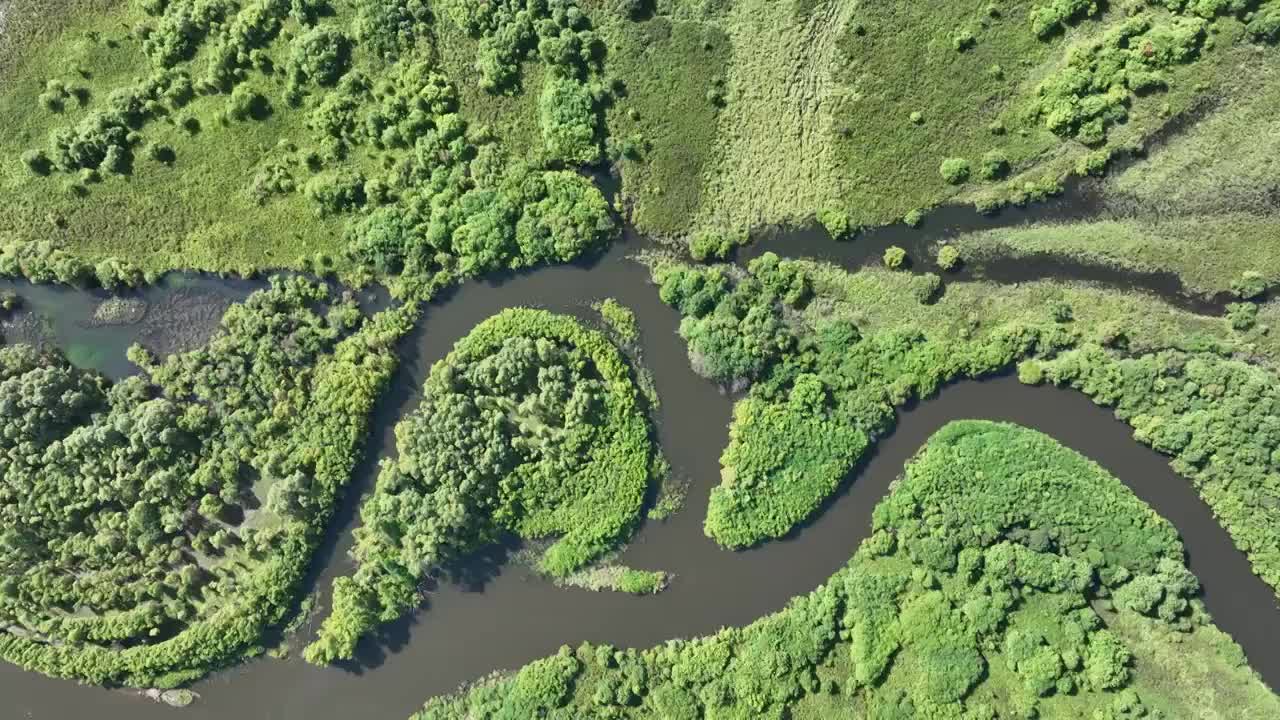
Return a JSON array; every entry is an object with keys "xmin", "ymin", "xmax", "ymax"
[{"xmin": 1, "ymin": 218, "xmax": 1275, "ymax": 719}]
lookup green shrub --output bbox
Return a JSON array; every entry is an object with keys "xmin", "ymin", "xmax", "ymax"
[
  {"xmin": 883, "ymin": 245, "xmax": 908, "ymax": 269},
  {"xmin": 1231, "ymin": 270, "xmax": 1267, "ymax": 299},
  {"xmin": 288, "ymin": 27, "xmax": 351, "ymax": 87},
  {"xmin": 936, "ymin": 245, "xmax": 961, "ymax": 271},
  {"xmin": 538, "ymin": 76, "xmax": 601, "ymax": 165},
  {"xmin": 818, "ymin": 207, "xmax": 855, "ymax": 240},
  {"xmin": 940, "ymin": 157, "xmax": 971, "ymax": 184},
  {"xmin": 978, "ymin": 150, "xmax": 1009, "ymax": 181}
]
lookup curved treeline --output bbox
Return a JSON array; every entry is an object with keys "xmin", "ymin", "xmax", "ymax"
[
  {"xmin": 0, "ymin": 277, "xmax": 411, "ymax": 687},
  {"xmin": 306, "ymin": 308, "xmax": 656, "ymax": 664},
  {"xmin": 652, "ymin": 252, "xmax": 1280, "ymax": 610},
  {"xmin": 415, "ymin": 421, "xmax": 1280, "ymax": 719}
]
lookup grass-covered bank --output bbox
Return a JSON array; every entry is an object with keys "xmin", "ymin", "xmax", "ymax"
[
  {"xmin": 305, "ymin": 308, "xmax": 658, "ymax": 664},
  {"xmin": 413, "ymin": 421, "xmax": 1279, "ymax": 719},
  {"xmin": 0, "ymin": 278, "xmax": 412, "ymax": 686}
]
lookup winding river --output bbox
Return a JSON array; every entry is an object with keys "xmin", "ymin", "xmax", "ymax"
[{"xmin": 1, "ymin": 206, "xmax": 1277, "ymax": 718}]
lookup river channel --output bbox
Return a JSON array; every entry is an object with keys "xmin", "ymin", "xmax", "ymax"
[{"xmin": 1, "ymin": 208, "xmax": 1276, "ymax": 718}]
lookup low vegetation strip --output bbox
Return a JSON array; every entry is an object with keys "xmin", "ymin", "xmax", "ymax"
[
  {"xmin": 413, "ymin": 421, "xmax": 1279, "ymax": 719},
  {"xmin": 305, "ymin": 308, "xmax": 656, "ymax": 664},
  {"xmin": 0, "ymin": 277, "xmax": 411, "ymax": 686}
]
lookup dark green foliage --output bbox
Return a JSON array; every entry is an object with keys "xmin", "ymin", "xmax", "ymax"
[
  {"xmin": 306, "ymin": 309, "xmax": 654, "ymax": 664},
  {"xmin": 1248, "ymin": 4, "xmax": 1280, "ymax": 41},
  {"xmin": 538, "ymin": 76, "xmax": 601, "ymax": 164},
  {"xmin": 438, "ymin": 0, "xmax": 602, "ymax": 92},
  {"xmin": 1023, "ymin": 344, "xmax": 1280, "ymax": 595},
  {"xmin": 0, "ymin": 278, "xmax": 410, "ymax": 685},
  {"xmin": 352, "ymin": 0, "xmax": 431, "ymax": 59},
  {"xmin": 417, "ymin": 422, "xmax": 1235, "ymax": 719}
]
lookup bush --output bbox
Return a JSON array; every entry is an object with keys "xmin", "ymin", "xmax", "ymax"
[
  {"xmin": 883, "ymin": 245, "xmax": 907, "ymax": 269},
  {"xmin": 1231, "ymin": 270, "xmax": 1267, "ymax": 300},
  {"xmin": 912, "ymin": 273, "xmax": 942, "ymax": 304},
  {"xmin": 539, "ymin": 76, "xmax": 601, "ymax": 165},
  {"xmin": 978, "ymin": 150, "xmax": 1009, "ymax": 181},
  {"xmin": 288, "ymin": 27, "xmax": 351, "ymax": 87},
  {"xmin": 304, "ymin": 169, "xmax": 366, "ymax": 216},
  {"xmin": 1226, "ymin": 302, "xmax": 1258, "ymax": 331},
  {"xmin": 940, "ymin": 157, "xmax": 970, "ymax": 185},
  {"xmin": 1248, "ymin": 5, "xmax": 1280, "ymax": 42},
  {"xmin": 936, "ymin": 245, "xmax": 961, "ymax": 271},
  {"xmin": 689, "ymin": 229, "xmax": 740, "ymax": 262},
  {"xmin": 817, "ymin": 207, "xmax": 854, "ymax": 240}
]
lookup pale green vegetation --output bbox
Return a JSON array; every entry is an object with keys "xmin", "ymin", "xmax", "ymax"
[
  {"xmin": 651, "ymin": 251, "xmax": 1280, "ymax": 608},
  {"xmin": 554, "ymin": 563, "xmax": 669, "ymax": 596},
  {"xmin": 947, "ymin": 214, "xmax": 1280, "ymax": 297},
  {"xmin": 948, "ymin": 54, "xmax": 1280, "ymax": 297},
  {"xmin": 593, "ymin": 297, "xmax": 639, "ymax": 344},
  {"xmin": 305, "ymin": 308, "xmax": 655, "ymax": 663},
  {"xmin": 413, "ymin": 421, "xmax": 1280, "ymax": 719},
  {"xmin": 0, "ymin": 278, "xmax": 410, "ymax": 686}
]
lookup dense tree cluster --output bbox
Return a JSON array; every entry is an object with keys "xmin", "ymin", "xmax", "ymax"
[
  {"xmin": 305, "ymin": 309, "xmax": 654, "ymax": 664},
  {"xmin": 1032, "ymin": 14, "xmax": 1206, "ymax": 144},
  {"xmin": 1022, "ymin": 345, "xmax": 1280, "ymax": 596},
  {"xmin": 17, "ymin": 0, "xmax": 617, "ymax": 300},
  {"xmin": 655, "ymin": 254, "xmax": 1074, "ymax": 547},
  {"xmin": 0, "ymin": 278, "xmax": 411, "ymax": 686},
  {"xmin": 415, "ymin": 422, "xmax": 1248, "ymax": 719},
  {"xmin": 656, "ymin": 251, "xmax": 1280, "ymax": 627}
]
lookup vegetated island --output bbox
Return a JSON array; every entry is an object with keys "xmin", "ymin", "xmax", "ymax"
[
  {"xmin": 305, "ymin": 308, "xmax": 661, "ymax": 664},
  {"xmin": 413, "ymin": 421, "xmax": 1279, "ymax": 720}
]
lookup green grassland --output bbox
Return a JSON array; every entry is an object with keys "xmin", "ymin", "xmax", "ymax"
[
  {"xmin": 415, "ymin": 421, "xmax": 1280, "ymax": 720},
  {"xmin": 3, "ymin": 0, "xmax": 1277, "ymax": 272},
  {"xmin": 944, "ymin": 53, "xmax": 1280, "ymax": 298}
]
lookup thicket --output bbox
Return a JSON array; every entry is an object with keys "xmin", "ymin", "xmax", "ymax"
[
  {"xmin": 1022, "ymin": 345, "xmax": 1280, "ymax": 595},
  {"xmin": 415, "ymin": 422, "xmax": 1267, "ymax": 719},
  {"xmin": 0, "ymin": 278, "xmax": 411, "ymax": 686},
  {"xmin": 14, "ymin": 0, "xmax": 617, "ymax": 297},
  {"xmin": 305, "ymin": 309, "xmax": 655, "ymax": 664},
  {"xmin": 655, "ymin": 254, "xmax": 1074, "ymax": 547},
  {"xmin": 1029, "ymin": 9, "xmax": 1218, "ymax": 145}
]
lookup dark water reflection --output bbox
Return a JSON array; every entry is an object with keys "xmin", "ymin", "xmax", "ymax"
[{"xmin": 1, "ymin": 229, "xmax": 1276, "ymax": 718}]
